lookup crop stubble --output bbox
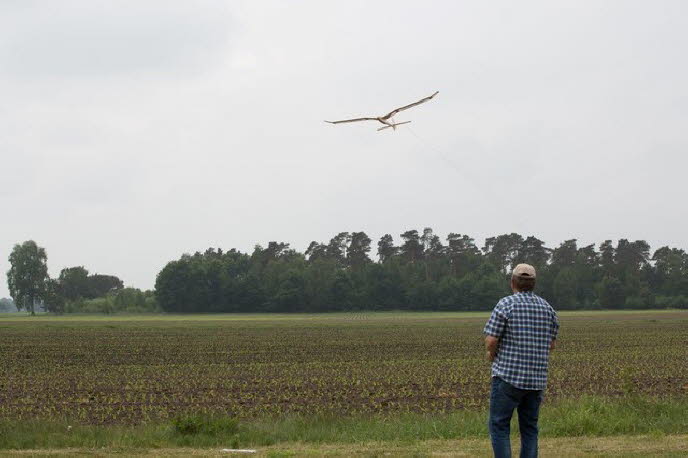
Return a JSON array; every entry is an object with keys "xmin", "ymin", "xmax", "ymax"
[{"xmin": 0, "ymin": 311, "xmax": 686, "ymax": 424}]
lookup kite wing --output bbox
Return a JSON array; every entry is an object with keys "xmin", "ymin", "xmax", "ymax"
[
  {"xmin": 324, "ymin": 117, "xmax": 378, "ymax": 124},
  {"xmin": 383, "ymin": 91, "xmax": 439, "ymax": 119},
  {"xmin": 377, "ymin": 121, "xmax": 412, "ymax": 131}
]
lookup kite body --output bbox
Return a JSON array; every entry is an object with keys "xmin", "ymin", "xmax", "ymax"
[{"xmin": 325, "ymin": 91, "xmax": 438, "ymax": 131}]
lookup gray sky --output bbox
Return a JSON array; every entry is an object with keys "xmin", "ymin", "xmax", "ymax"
[{"xmin": 2, "ymin": 0, "xmax": 687, "ymax": 297}]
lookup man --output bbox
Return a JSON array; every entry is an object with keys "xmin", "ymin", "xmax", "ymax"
[{"xmin": 483, "ymin": 264, "xmax": 559, "ymax": 458}]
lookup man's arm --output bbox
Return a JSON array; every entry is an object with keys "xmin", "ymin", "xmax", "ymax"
[
  {"xmin": 485, "ymin": 335, "xmax": 499, "ymax": 362},
  {"xmin": 483, "ymin": 302, "xmax": 507, "ymax": 362},
  {"xmin": 550, "ymin": 309, "xmax": 560, "ymax": 352}
]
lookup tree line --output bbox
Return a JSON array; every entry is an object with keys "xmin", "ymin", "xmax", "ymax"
[
  {"xmin": 6, "ymin": 232, "xmax": 687, "ymax": 314},
  {"xmin": 155, "ymin": 229, "xmax": 688, "ymax": 313},
  {"xmin": 5, "ymin": 240, "xmax": 156, "ymax": 314}
]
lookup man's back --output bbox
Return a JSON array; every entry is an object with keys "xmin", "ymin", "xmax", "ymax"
[
  {"xmin": 484, "ymin": 291, "xmax": 559, "ymax": 391},
  {"xmin": 484, "ymin": 265, "xmax": 559, "ymax": 457}
]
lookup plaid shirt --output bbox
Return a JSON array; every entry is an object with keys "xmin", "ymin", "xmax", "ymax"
[{"xmin": 483, "ymin": 292, "xmax": 559, "ymax": 390}]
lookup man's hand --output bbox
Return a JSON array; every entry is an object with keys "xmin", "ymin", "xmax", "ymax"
[{"xmin": 485, "ymin": 335, "xmax": 499, "ymax": 362}]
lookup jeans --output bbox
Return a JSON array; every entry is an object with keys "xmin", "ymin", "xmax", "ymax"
[{"xmin": 489, "ymin": 376, "xmax": 543, "ymax": 458}]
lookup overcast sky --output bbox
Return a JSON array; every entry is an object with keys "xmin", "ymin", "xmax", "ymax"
[{"xmin": 2, "ymin": 0, "xmax": 687, "ymax": 297}]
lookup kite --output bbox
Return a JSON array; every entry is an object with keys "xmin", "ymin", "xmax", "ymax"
[{"xmin": 325, "ymin": 91, "xmax": 439, "ymax": 131}]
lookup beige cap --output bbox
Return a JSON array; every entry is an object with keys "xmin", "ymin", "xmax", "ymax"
[{"xmin": 512, "ymin": 263, "xmax": 536, "ymax": 278}]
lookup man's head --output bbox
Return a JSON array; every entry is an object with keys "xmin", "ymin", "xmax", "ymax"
[{"xmin": 511, "ymin": 263, "xmax": 536, "ymax": 292}]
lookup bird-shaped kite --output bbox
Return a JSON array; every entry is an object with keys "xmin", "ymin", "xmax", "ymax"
[{"xmin": 325, "ymin": 91, "xmax": 439, "ymax": 131}]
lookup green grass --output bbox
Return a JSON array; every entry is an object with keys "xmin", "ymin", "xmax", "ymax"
[{"xmin": 1, "ymin": 396, "xmax": 685, "ymax": 450}]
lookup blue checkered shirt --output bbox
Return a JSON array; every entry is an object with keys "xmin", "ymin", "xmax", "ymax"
[{"xmin": 483, "ymin": 292, "xmax": 559, "ymax": 390}]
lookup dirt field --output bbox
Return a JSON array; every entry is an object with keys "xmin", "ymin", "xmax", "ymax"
[{"xmin": 1, "ymin": 310, "xmax": 686, "ymax": 424}]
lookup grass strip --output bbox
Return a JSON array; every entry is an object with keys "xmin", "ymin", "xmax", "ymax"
[{"xmin": 1, "ymin": 396, "xmax": 686, "ymax": 450}]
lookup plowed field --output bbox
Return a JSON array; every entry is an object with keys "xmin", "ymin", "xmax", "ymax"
[{"xmin": 1, "ymin": 311, "xmax": 686, "ymax": 424}]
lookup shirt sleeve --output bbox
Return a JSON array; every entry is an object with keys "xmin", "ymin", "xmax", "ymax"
[
  {"xmin": 483, "ymin": 303, "xmax": 507, "ymax": 338},
  {"xmin": 550, "ymin": 311, "xmax": 560, "ymax": 340}
]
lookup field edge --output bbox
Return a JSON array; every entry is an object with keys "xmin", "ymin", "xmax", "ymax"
[
  {"xmin": 1, "ymin": 396, "xmax": 686, "ymax": 451},
  {"xmin": 2, "ymin": 434, "xmax": 688, "ymax": 457}
]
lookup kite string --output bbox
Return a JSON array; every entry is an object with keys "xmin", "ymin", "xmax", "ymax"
[
  {"xmin": 405, "ymin": 125, "xmax": 462, "ymax": 173},
  {"xmin": 403, "ymin": 125, "xmax": 530, "ymax": 232},
  {"xmin": 404, "ymin": 124, "xmax": 499, "ymax": 199}
]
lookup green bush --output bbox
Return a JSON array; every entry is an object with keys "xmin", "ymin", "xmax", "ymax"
[
  {"xmin": 63, "ymin": 288, "xmax": 159, "ymax": 314},
  {"xmin": 655, "ymin": 295, "xmax": 688, "ymax": 309},
  {"xmin": 624, "ymin": 295, "xmax": 646, "ymax": 309},
  {"xmin": 678, "ymin": 296, "xmax": 688, "ymax": 309},
  {"xmin": 171, "ymin": 415, "xmax": 239, "ymax": 436}
]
